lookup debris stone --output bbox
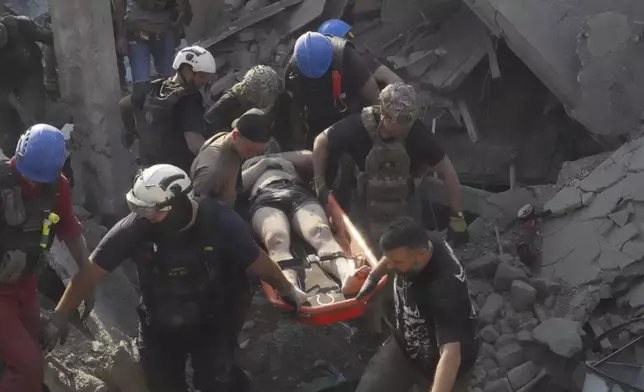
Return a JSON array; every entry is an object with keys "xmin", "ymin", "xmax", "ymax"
[
  {"xmin": 237, "ymin": 29, "xmax": 255, "ymax": 42},
  {"xmin": 517, "ymin": 330, "xmax": 533, "ymax": 342},
  {"xmin": 467, "ymin": 253, "xmax": 500, "ymax": 278},
  {"xmin": 494, "ymin": 334, "xmax": 518, "ymax": 350},
  {"xmin": 404, "ymin": 50, "xmax": 440, "ymax": 78},
  {"xmin": 608, "ymin": 223, "xmax": 640, "ymax": 249},
  {"xmin": 481, "ymin": 342, "xmax": 496, "ymax": 359},
  {"xmin": 480, "ymin": 325, "xmax": 500, "ymax": 343},
  {"xmin": 481, "ymin": 358, "xmax": 499, "ymax": 372},
  {"xmin": 496, "ymin": 344, "xmax": 524, "ymax": 369},
  {"xmin": 483, "ymin": 378, "xmax": 512, "ymax": 392},
  {"xmin": 487, "ymin": 368, "xmax": 507, "ymax": 381},
  {"xmin": 510, "ymin": 281, "xmax": 537, "ymax": 311},
  {"xmin": 543, "ymin": 187, "xmax": 584, "ymax": 216},
  {"xmin": 494, "ymin": 264, "xmax": 527, "ymax": 292},
  {"xmin": 532, "ymin": 318, "xmax": 583, "ymax": 358},
  {"xmin": 480, "ymin": 293, "xmax": 505, "ymax": 324},
  {"xmin": 530, "ymin": 278, "xmax": 560, "ymax": 300},
  {"xmin": 496, "ymin": 319, "xmax": 513, "ymax": 335},
  {"xmin": 507, "ymin": 362, "xmax": 538, "ymax": 390},
  {"xmin": 609, "ymin": 208, "xmax": 632, "ymax": 227}
]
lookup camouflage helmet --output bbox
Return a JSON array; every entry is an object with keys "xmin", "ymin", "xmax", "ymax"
[
  {"xmin": 379, "ymin": 83, "xmax": 418, "ymax": 124},
  {"xmin": 235, "ymin": 65, "xmax": 280, "ymax": 109}
]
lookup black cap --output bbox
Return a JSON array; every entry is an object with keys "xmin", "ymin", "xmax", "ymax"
[{"xmin": 232, "ymin": 108, "xmax": 270, "ymax": 143}]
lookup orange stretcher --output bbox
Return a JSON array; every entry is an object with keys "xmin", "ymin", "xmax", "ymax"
[{"xmin": 260, "ymin": 195, "xmax": 388, "ymax": 325}]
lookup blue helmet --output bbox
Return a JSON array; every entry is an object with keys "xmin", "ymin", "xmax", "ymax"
[
  {"xmin": 294, "ymin": 32, "xmax": 333, "ymax": 79},
  {"xmin": 15, "ymin": 124, "xmax": 67, "ymax": 183},
  {"xmin": 318, "ymin": 19, "xmax": 352, "ymax": 38}
]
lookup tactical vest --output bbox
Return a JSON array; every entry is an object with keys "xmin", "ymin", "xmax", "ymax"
[
  {"xmin": 136, "ymin": 79, "xmax": 192, "ymax": 168},
  {"xmin": 360, "ymin": 107, "xmax": 411, "ymax": 241},
  {"xmin": 135, "ymin": 199, "xmax": 222, "ymax": 329},
  {"xmin": 0, "ymin": 162, "xmax": 59, "ymax": 283},
  {"xmin": 135, "ymin": 0, "xmax": 174, "ymax": 11},
  {"xmin": 289, "ymin": 37, "xmax": 361, "ymax": 122}
]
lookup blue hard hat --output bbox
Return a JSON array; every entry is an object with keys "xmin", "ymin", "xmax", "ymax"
[
  {"xmin": 318, "ymin": 19, "xmax": 352, "ymax": 38},
  {"xmin": 15, "ymin": 124, "xmax": 67, "ymax": 183},
  {"xmin": 294, "ymin": 32, "xmax": 333, "ymax": 79}
]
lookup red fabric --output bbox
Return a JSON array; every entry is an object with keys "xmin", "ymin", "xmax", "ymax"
[
  {"xmin": 0, "ymin": 275, "xmax": 44, "ymax": 392},
  {"xmin": 9, "ymin": 158, "xmax": 82, "ymax": 241}
]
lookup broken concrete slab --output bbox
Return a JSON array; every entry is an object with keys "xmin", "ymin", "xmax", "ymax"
[
  {"xmin": 609, "ymin": 208, "xmax": 632, "ymax": 228},
  {"xmin": 510, "ymin": 281, "xmax": 537, "ymax": 311},
  {"xmin": 466, "ymin": 253, "xmax": 500, "ymax": 279},
  {"xmin": 508, "ymin": 362, "xmax": 538, "ymax": 391},
  {"xmin": 557, "ymin": 153, "xmax": 611, "ymax": 186},
  {"xmin": 479, "ymin": 186, "xmax": 558, "ymax": 230},
  {"xmin": 480, "ymin": 293, "xmax": 505, "ymax": 324},
  {"xmin": 420, "ymin": 7, "xmax": 489, "ymax": 92},
  {"xmin": 608, "ymin": 223, "xmax": 640, "ymax": 249},
  {"xmin": 532, "ymin": 318, "xmax": 583, "ymax": 358},
  {"xmin": 579, "ymin": 162, "xmax": 626, "ymax": 193},
  {"xmin": 195, "ymin": 0, "xmax": 302, "ymax": 49},
  {"xmin": 494, "ymin": 263, "xmax": 527, "ymax": 292},
  {"xmin": 463, "ymin": 0, "xmax": 644, "ymax": 144},
  {"xmin": 543, "ymin": 186, "xmax": 585, "ymax": 216},
  {"xmin": 404, "ymin": 50, "xmax": 441, "ymax": 78},
  {"xmin": 285, "ymin": 0, "xmax": 326, "ymax": 35}
]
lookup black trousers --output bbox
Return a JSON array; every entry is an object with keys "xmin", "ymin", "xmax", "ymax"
[{"xmin": 137, "ymin": 278, "xmax": 254, "ymax": 392}]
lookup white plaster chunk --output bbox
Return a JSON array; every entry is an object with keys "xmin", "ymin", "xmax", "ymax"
[
  {"xmin": 582, "ymin": 191, "xmax": 596, "ymax": 206},
  {"xmin": 544, "ymin": 187, "xmax": 584, "ymax": 216},
  {"xmin": 623, "ymin": 241, "xmax": 644, "ymax": 261},
  {"xmin": 626, "ymin": 281, "xmax": 644, "ymax": 308},
  {"xmin": 532, "ymin": 318, "xmax": 583, "ymax": 358},
  {"xmin": 609, "ymin": 208, "xmax": 631, "ymax": 227},
  {"xmin": 579, "ymin": 162, "xmax": 626, "ymax": 193},
  {"xmin": 627, "ymin": 147, "xmax": 644, "ymax": 172},
  {"xmin": 598, "ymin": 238, "xmax": 636, "ymax": 270},
  {"xmin": 582, "ymin": 179, "xmax": 627, "ymax": 220},
  {"xmin": 607, "ymin": 223, "xmax": 640, "ymax": 249},
  {"xmin": 621, "ymin": 172, "xmax": 644, "ymax": 202}
]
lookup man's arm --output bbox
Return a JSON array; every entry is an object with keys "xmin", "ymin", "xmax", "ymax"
[
  {"xmin": 430, "ymin": 156, "xmax": 462, "ymax": 214},
  {"xmin": 312, "ymin": 130, "xmax": 331, "ymax": 188},
  {"xmin": 114, "ymin": 0, "xmax": 127, "ymax": 41},
  {"xmin": 241, "ymin": 159, "xmax": 268, "ymax": 192},
  {"xmin": 177, "ymin": 0, "xmax": 193, "ymax": 26},
  {"xmin": 430, "ymin": 342, "xmax": 462, "ymax": 392},
  {"xmin": 64, "ymin": 233, "xmax": 90, "ymax": 270},
  {"xmin": 343, "ymin": 45, "xmax": 380, "ymax": 105},
  {"xmin": 55, "ymin": 261, "xmax": 107, "ymax": 317},
  {"xmin": 17, "ymin": 16, "xmax": 53, "ymax": 46},
  {"xmin": 184, "ymin": 132, "xmax": 206, "ymax": 155}
]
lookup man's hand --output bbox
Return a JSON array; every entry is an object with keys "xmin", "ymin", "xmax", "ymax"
[
  {"xmin": 447, "ymin": 213, "xmax": 469, "ymax": 247},
  {"xmin": 314, "ymin": 176, "xmax": 330, "ymax": 205},
  {"xmin": 356, "ymin": 273, "xmax": 380, "ymax": 300},
  {"xmin": 40, "ymin": 311, "xmax": 69, "ymax": 353},
  {"xmin": 80, "ymin": 289, "xmax": 95, "ymax": 321},
  {"xmin": 280, "ymin": 283, "xmax": 307, "ymax": 313}
]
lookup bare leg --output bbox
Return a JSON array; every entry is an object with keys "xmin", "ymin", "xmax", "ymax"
[
  {"xmin": 291, "ymin": 203, "xmax": 369, "ymax": 294},
  {"xmin": 251, "ymin": 207, "xmax": 299, "ymax": 287}
]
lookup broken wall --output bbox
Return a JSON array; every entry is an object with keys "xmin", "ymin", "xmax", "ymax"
[{"xmin": 464, "ymin": 0, "xmax": 644, "ymax": 145}]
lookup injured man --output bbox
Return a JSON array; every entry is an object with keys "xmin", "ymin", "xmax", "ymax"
[{"xmin": 241, "ymin": 152, "xmax": 370, "ymax": 297}]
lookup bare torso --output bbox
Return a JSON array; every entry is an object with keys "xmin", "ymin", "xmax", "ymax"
[{"xmin": 250, "ymin": 158, "xmax": 298, "ymax": 197}]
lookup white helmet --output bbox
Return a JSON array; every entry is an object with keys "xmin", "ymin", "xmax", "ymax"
[
  {"xmin": 172, "ymin": 46, "xmax": 216, "ymax": 74},
  {"xmin": 125, "ymin": 164, "xmax": 192, "ymax": 216}
]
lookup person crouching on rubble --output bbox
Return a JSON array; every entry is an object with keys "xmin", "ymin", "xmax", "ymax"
[
  {"xmin": 41, "ymin": 164, "xmax": 306, "ymax": 392},
  {"xmin": 120, "ymin": 45, "xmax": 216, "ymax": 173},
  {"xmin": 354, "ymin": 217, "xmax": 479, "ymax": 392},
  {"xmin": 0, "ymin": 124, "xmax": 94, "ymax": 392},
  {"xmin": 285, "ymin": 31, "xmax": 380, "ymax": 149},
  {"xmin": 205, "ymin": 65, "xmax": 284, "ymax": 152},
  {"xmin": 318, "ymin": 18, "xmax": 404, "ymax": 89},
  {"xmin": 312, "ymin": 83, "xmax": 470, "ymax": 247},
  {"xmin": 240, "ymin": 152, "xmax": 371, "ymax": 295}
]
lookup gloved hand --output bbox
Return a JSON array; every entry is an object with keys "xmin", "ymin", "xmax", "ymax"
[
  {"xmin": 314, "ymin": 176, "xmax": 330, "ymax": 205},
  {"xmin": 40, "ymin": 311, "xmax": 69, "ymax": 353},
  {"xmin": 280, "ymin": 283, "xmax": 307, "ymax": 314},
  {"xmin": 447, "ymin": 212, "xmax": 469, "ymax": 247},
  {"xmin": 356, "ymin": 273, "xmax": 380, "ymax": 300},
  {"xmin": 81, "ymin": 289, "xmax": 95, "ymax": 321}
]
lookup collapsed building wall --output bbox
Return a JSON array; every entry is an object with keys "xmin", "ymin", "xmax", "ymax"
[{"xmin": 464, "ymin": 0, "xmax": 644, "ymax": 147}]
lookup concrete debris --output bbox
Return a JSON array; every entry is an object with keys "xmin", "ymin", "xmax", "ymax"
[
  {"xmin": 480, "ymin": 293, "xmax": 505, "ymax": 324},
  {"xmin": 541, "ymin": 137, "xmax": 644, "ymax": 286},
  {"xmin": 495, "ymin": 344, "xmax": 523, "ymax": 369},
  {"xmin": 483, "ymin": 379, "xmax": 512, "ymax": 392},
  {"xmin": 507, "ymin": 362, "xmax": 538, "ymax": 391},
  {"xmin": 404, "ymin": 50, "xmax": 442, "ymax": 78},
  {"xmin": 543, "ymin": 187, "xmax": 586, "ymax": 216},
  {"xmin": 464, "ymin": 0, "xmax": 644, "ymax": 144},
  {"xmin": 285, "ymin": 0, "xmax": 326, "ymax": 35},
  {"xmin": 467, "ymin": 253, "xmax": 500, "ymax": 279},
  {"xmin": 494, "ymin": 334, "xmax": 517, "ymax": 350},
  {"xmin": 494, "ymin": 263, "xmax": 527, "ymax": 292},
  {"xmin": 480, "ymin": 325, "xmax": 500, "ymax": 343},
  {"xmin": 557, "ymin": 153, "xmax": 611, "ymax": 187},
  {"xmin": 532, "ymin": 318, "xmax": 583, "ymax": 358},
  {"xmin": 510, "ymin": 281, "xmax": 537, "ymax": 312}
]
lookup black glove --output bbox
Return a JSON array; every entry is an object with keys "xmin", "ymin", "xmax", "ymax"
[
  {"xmin": 40, "ymin": 311, "xmax": 69, "ymax": 353},
  {"xmin": 356, "ymin": 273, "xmax": 380, "ymax": 300},
  {"xmin": 446, "ymin": 213, "xmax": 469, "ymax": 248}
]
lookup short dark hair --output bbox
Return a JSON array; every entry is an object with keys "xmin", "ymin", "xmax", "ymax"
[{"xmin": 379, "ymin": 217, "xmax": 429, "ymax": 252}]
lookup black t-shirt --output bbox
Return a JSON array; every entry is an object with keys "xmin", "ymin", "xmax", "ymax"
[
  {"xmin": 171, "ymin": 91, "xmax": 208, "ymax": 173},
  {"xmin": 325, "ymin": 113, "xmax": 446, "ymax": 175},
  {"xmin": 284, "ymin": 41, "xmax": 372, "ymax": 124},
  {"xmin": 0, "ymin": 16, "xmax": 50, "ymax": 88},
  {"xmin": 203, "ymin": 89, "xmax": 279, "ymax": 135},
  {"xmin": 394, "ymin": 236, "xmax": 479, "ymax": 378},
  {"xmin": 90, "ymin": 199, "xmax": 259, "ymax": 274}
]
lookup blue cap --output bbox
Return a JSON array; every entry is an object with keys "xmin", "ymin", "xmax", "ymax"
[
  {"xmin": 318, "ymin": 19, "xmax": 352, "ymax": 38},
  {"xmin": 294, "ymin": 32, "xmax": 333, "ymax": 79},
  {"xmin": 15, "ymin": 124, "xmax": 66, "ymax": 183}
]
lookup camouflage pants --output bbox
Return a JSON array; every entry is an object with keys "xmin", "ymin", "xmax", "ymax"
[{"xmin": 355, "ymin": 337, "xmax": 470, "ymax": 392}]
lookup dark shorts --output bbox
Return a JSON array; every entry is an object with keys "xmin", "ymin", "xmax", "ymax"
[{"xmin": 249, "ymin": 180, "xmax": 318, "ymax": 219}]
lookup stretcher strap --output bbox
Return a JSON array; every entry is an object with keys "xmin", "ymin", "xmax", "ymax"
[
  {"xmin": 276, "ymin": 258, "xmax": 301, "ymax": 269},
  {"xmin": 316, "ymin": 251, "xmax": 346, "ymax": 262}
]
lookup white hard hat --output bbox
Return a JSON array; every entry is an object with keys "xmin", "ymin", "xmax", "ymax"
[
  {"xmin": 172, "ymin": 45, "xmax": 217, "ymax": 74},
  {"xmin": 125, "ymin": 164, "xmax": 192, "ymax": 216}
]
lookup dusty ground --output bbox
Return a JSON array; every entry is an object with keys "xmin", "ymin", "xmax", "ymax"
[{"xmin": 236, "ymin": 293, "xmax": 385, "ymax": 392}]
